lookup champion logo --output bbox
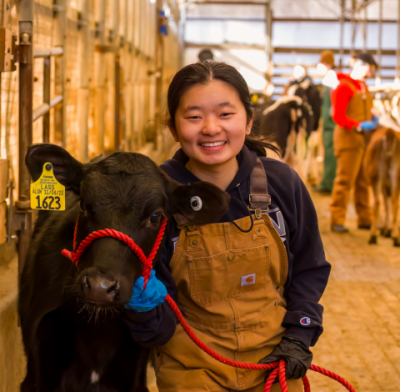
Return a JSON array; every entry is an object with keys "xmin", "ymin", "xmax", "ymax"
[{"xmin": 300, "ymin": 317, "xmax": 311, "ymax": 326}]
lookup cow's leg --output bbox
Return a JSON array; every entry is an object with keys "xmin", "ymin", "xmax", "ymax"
[
  {"xmin": 381, "ymin": 182, "xmax": 392, "ymax": 238},
  {"xmin": 369, "ymin": 180, "xmax": 381, "ymax": 245},
  {"xmin": 389, "ymin": 158, "xmax": 400, "ymax": 246},
  {"xmin": 283, "ymin": 128, "xmax": 297, "ymax": 168}
]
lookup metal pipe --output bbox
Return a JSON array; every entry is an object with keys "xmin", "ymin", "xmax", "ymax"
[
  {"xmin": 265, "ymin": 0, "xmax": 272, "ymax": 82},
  {"xmin": 339, "ymin": 0, "xmax": 345, "ymax": 70},
  {"xmin": 33, "ymin": 103, "xmax": 50, "ymax": 122},
  {"xmin": 363, "ymin": 0, "xmax": 368, "ymax": 50},
  {"xmin": 376, "ymin": 0, "xmax": 382, "ymax": 86},
  {"xmin": 33, "ymin": 46, "xmax": 63, "ymax": 58},
  {"xmin": 42, "ymin": 55, "xmax": 51, "ymax": 142},
  {"xmin": 16, "ymin": 1, "xmax": 34, "ymax": 276},
  {"xmin": 350, "ymin": 0, "xmax": 356, "ymax": 56},
  {"xmin": 396, "ymin": 0, "xmax": 400, "ymax": 84},
  {"xmin": 33, "ymin": 95, "xmax": 63, "ymax": 122}
]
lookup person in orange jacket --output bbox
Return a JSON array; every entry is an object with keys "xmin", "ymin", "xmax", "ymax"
[{"xmin": 330, "ymin": 53, "xmax": 378, "ymax": 233}]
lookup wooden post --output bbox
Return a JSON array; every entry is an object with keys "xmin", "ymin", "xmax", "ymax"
[
  {"xmin": 77, "ymin": 0, "xmax": 90, "ymax": 162},
  {"xmin": 94, "ymin": 0, "xmax": 106, "ymax": 155},
  {"xmin": 53, "ymin": 0, "xmax": 66, "ymax": 146}
]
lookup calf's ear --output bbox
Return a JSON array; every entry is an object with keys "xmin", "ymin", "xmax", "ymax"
[
  {"xmin": 170, "ymin": 181, "xmax": 230, "ymax": 226},
  {"xmin": 26, "ymin": 144, "xmax": 85, "ymax": 193}
]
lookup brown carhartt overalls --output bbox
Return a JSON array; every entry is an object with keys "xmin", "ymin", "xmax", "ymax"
[
  {"xmin": 330, "ymin": 79, "xmax": 372, "ymax": 226},
  {"xmin": 155, "ymin": 160, "xmax": 304, "ymax": 392}
]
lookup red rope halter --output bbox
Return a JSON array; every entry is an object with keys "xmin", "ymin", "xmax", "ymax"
[
  {"xmin": 61, "ymin": 216, "xmax": 167, "ymax": 289},
  {"xmin": 62, "ymin": 216, "xmax": 356, "ymax": 392}
]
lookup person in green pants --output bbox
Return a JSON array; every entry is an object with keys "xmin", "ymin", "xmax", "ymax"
[{"xmin": 313, "ymin": 50, "xmax": 339, "ymax": 193}]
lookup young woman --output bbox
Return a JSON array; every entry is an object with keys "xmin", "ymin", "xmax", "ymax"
[{"xmin": 124, "ymin": 61, "xmax": 331, "ymax": 392}]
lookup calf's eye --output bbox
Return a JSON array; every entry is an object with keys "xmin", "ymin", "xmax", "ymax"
[{"xmin": 150, "ymin": 213, "xmax": 161, "ymax": 224}]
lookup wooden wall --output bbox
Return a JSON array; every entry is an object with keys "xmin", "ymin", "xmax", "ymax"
[{"xmin": 0, "ymin": 0, "xmax": 181, "ymax": 247}]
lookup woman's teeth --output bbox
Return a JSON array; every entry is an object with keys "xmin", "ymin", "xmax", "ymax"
[{"xmin": 200, "ymin": 142, "xmax": 226, "ymax": 147}]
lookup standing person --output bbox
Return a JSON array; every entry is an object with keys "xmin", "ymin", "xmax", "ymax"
[
  {"xmin": 198, "ymin": 48, "xmax": 214, "ymax": 62},
  {"xmin": 313, "ymin": 50, "xmax": 339, "ymax": 194},
  {"xmin": 330, "ymin": 53, "xmax": 378, "ymax": 233},
  {"xmin": 123, "ymin": 61, "xmax": 331, "ymax": 392}
]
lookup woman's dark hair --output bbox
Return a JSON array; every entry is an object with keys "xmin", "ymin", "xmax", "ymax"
[{"xmin": 167, "ymin": 61, "xmax": 280, "ymax": 157}]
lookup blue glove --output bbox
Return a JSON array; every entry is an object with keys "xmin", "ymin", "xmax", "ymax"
[
  {"xmin": 124, "ymin": 270, "xmax": 167, "ymax": 313},
  {"xmin": 359, "ymin": 121, "xmax": 377, "ymax": 131},
  {"xmin": 371, "ymin": 115, "xmax": 380, "ymax": 124}
]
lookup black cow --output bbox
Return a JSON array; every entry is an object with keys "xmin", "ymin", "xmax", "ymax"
[
  {"xmin": 258, "ymin": 96, "xmax": 313, "ymax": 156},
  {"xmin": 19, "ymin": 144, "xmax": 230, "ymax": 392}
]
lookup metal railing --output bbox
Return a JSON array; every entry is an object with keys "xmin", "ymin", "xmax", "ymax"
[{"xmin": 32, "ymin": 47, "xmax": 64, "ymax": 143}]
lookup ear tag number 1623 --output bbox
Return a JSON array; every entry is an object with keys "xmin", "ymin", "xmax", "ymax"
[{"xmin": 30, "ymin": 162, "xmax": 65, "ymax": 211}]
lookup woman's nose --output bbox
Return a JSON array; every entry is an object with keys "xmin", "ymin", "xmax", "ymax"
[{"xmin": 202, "ymin": 119, "xmax": 222, "ymax": 135}]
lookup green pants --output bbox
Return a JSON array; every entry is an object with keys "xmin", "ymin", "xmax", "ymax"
[{"xmin": 320, "ymin": 127, "xmax": 336, "ymax": 192}]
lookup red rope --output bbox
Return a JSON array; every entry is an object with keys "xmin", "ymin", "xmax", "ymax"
[
  {"xmin": 62, "ymin": 216, "xmax": 357, "ymax": 392},
  {"xmin": 62, "ymin": 218, "xmax": 167, "ymax": 289}
]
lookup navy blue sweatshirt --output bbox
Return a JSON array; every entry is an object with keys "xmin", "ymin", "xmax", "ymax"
[{"xmin": 124, "ymin": 145, "xmax": 331, "ymax": 349}]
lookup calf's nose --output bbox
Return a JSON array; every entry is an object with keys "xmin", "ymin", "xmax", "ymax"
[{"xmin": 82, "ymin": 275, "xmax": 120, "ymax": 303}]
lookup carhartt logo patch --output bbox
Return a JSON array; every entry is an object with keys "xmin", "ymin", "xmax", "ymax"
[{"xmin": 241, "ymin": 273, "xmax": 256, "ymax": 286}]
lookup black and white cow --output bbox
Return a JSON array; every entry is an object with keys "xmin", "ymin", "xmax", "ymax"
[
  {"xmin": 19, "ymin": 144, "xmax": 230, "ymax": 392},
  {"xmin": 286, "ymin": 76, "xmax": 321, "ymax": 131},
  {"xmin": 258, "ymin": 96, "xmax": 314, "ymax": 168}
]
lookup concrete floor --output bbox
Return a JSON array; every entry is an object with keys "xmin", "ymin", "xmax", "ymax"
[
  {"xmin": 306, "ymin": 190, "xmax": 400, "ymax": 391},
  {"xmin": 2, "ymin": 185, "xmax": 400, "ymax": 391}
]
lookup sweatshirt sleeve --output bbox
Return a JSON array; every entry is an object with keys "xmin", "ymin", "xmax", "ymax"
[
  {"xmin": 330, "ymin": 81, "xmax": 360, "ymax": 130},
  {"xmin": 282, "ymin": 171, "xmax": 331, "ymax": 347},
  {"xmin": 123, "ymin": 226, "xmax": 178, "ymax": 347}
]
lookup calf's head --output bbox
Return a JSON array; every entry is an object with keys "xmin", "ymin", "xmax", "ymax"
[{"xmin": 26, "ymin": 144, "xmax": 230, "ymax": 307}]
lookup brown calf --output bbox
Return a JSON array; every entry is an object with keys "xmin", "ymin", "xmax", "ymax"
[{"xmin": 364, "ymin": 126, "xmax": 400, "ymax": 246}]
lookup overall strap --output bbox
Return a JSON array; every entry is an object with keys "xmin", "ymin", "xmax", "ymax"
[{"xmin": 249, "ymin": 157, "xmax": 271, "ymax": 219}]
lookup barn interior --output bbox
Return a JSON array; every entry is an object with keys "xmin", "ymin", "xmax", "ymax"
[{"xmin": 1, "ymin": 0, "xmax": 400, "ymax": 391}]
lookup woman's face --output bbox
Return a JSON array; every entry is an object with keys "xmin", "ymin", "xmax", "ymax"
[{"xmin": 169, "ymin": 79, "xmax": 252, "ymax": 167}]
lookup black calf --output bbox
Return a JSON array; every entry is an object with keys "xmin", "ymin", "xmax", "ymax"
[{"xmin": 19, "ymin": 144, "xmax": 230, "ymax": 392}]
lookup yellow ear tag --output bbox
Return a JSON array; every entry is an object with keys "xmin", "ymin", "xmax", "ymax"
[{"xmin": 30, "ymin": 162, "xmax": 66, "ymax": 211}]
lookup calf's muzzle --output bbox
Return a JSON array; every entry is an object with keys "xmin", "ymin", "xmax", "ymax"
[{"xmin": 82, "ymin": 273, "xmax": 120, "ymax": 303}]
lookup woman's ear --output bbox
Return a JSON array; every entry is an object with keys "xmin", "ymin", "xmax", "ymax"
[
  {"xmin": 167, "ymin": 119, "xmax": 179, "ymax": 142},
  {"xmin": 246, "ymin": 116, "xmax": 254, "ymax": 135}
]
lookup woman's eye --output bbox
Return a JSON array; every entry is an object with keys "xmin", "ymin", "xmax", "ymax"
[{"xmin": 150, "ymin": 213, "xmax": 161, "ymax": 224}]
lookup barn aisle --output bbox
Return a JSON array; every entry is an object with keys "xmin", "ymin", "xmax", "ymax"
[
  {"xmin": 307, "ymin": 190, "xmax": 400, "ymax": 392},
  {"xmin": 147, "ymin": 187, "xmax": 400, "ymax": 392}
]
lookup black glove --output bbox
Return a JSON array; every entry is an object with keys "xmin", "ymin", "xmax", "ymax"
[{"xmin": 258, "ymin": 336, "xmax": 313, "ymax": 382}]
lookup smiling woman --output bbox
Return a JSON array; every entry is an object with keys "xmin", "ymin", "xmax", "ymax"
[{"xmin": 123, "ymin": 61, "xmax": 331, "ymax": 392}]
